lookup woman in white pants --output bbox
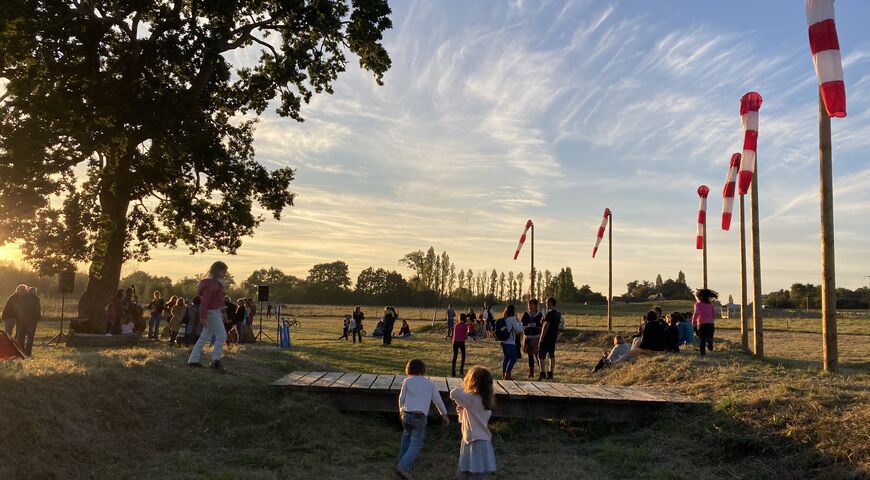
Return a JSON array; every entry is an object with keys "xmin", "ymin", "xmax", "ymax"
[{"xmin": 188, "ymin": 261, "xmax": 229, "ymax": 371}]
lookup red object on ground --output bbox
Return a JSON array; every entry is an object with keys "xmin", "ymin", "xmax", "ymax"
[{"xmin": 0, "ymin": 331, "xmax": 25, "ymax": 360}]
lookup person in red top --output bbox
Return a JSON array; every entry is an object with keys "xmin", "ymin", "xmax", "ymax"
[
  {"xmin": 692, "ymin": 288, "xmax": 718, "ymax": 356},
  {"xmin": 187, "ymin": 261, "xmax": 229, "ymax": 371},
  {"xmin": 451, "ymin": 313, "xmax": 475, "ymax": 377}
]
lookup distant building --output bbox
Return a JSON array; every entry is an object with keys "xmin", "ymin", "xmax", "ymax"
[{"xmin": 721, "ymin": 303, "xmax": 753, "ymax": 319}]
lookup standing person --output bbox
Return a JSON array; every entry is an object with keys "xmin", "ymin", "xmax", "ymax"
[
  {"xmin": 395, "ymin": 359, "xmax": 450, "ymax": 479},
  {"xmin": 452, "ymin": 314, "xmax": 474, "ymax": 377},
  {"xmin": 382, "ymin": 306, "xmax": 397, "ymax": 346},
  {"xmin": 446, "ymin": 304, "xmax": 456, "ymax": 339},
  {"xmin": 692, "ymin": 289, "xmax": 718, "ymax": 355},
  {"xmin": 168, "ymin": 298, "xmax": 187, "ymax": 347},
  {"xmin": 2, "ymin": 284, "xmax": 27, "ymax": 337},
  {"xmin": 466, "ymin": 308, "xmax": 478, "ymax": 340},
  {"xmin": 494, "ymin": 305, "xmax": 522, "ymax": 380},
  {"xmin": 106, "ymin": 290, "xmax": 123, "ymax": 335},
  {"xmin": 537, "ymin": 297, "xmax": 561, "ymax": 381},
  {"xmin": 147, "ymin": 291, "xmax": 165, "ymax": 340},
  {"xmin": 450, "ymin": 367, "xmax": 497, "ymax": 480},
  {"xmin": 15, "ymin": 287, "xmax": 41, "ymax": 356},
  {"xmin": 520, "ymin": 298, "xmax": 543, "ymax": 380},
  {"xmin": 185, "ymin": 296, "xmax": 202, "ymax": 346},
  {"xmin": 352, "ymin": 306, "xmax": 365, "ymax": 344},
  {"xmin": 233, "ymin": 298, "xmax": 247, "ymax": 344},
  {"xmin": 187, "ymin": 261, "xmax": 230, "ymax": 371},
  {"xmin": 480, "ymin": 302, "xmax": 494, "ymax": 338},
  {"xmin": 266, "ymin": 303, "xmax": 273, "ymax": 319}
]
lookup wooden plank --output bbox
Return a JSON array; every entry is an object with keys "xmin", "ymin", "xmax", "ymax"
[
  {"xmin": 351, "ymin": 373, "xmax": 378, "ymax": 389},
  {"xmin": 513, "ymin": 381, "xmax": 548, "ymax": 398},
  {"xmin": 428, "ymin": 376, "xmax": 449, "ymax": 393},
  {"xmin": 549, "ymin": 382, "xmax": 589, "ymax": 399},
  {"xmin": 311, "ymin": 372, "xmax": 344, "ymax": 388},
  {"xmin": 370, "ymin": 374, "xmax": 395, "ymax": 391},
  {"xmin": 331, "ymin": 372, "xmax": 362, "ymax": 389},
  {"xmin": 559, "ymin": 384, "xmax": 596, "ymax": 399},
  {"xmin": 530, "ymin": 381, "xmax": 568, "ymax": 399},
  {"xmin": 290, "ymin": 371, "xmax": 326, "ymax": 386},
  {"xmin": 492, "ymin": 381, "xmax": 509, "ymax": 396},
  {"xmin": 389, "ymin": 375, "xmax": 408, "ymax": 392},
  {"xmin": 497, "ymin": 380, "xmax": 527, "ymax": 398},
  {"xmin": 604, "ymin": 385, "xmax": 663, "ymax": 402},
  {"xmin": 446, "ymin": 377, "xmax": 463, "ymax": 392},
  {"xmin": 570, "ymin": 384, "xmax": 612, "ymax": 400},
  {"xmin": 272, "ymin": 371, "xmax": 307, "ymax": 386}
]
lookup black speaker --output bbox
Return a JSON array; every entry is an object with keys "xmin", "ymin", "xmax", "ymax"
[
  {"xmin": 58, "ymin": 271, "xmax": 76, "ymax": 294},
  {"xmin": 257, "ymin": 285, "xmax": 269, "ymax": 302}
]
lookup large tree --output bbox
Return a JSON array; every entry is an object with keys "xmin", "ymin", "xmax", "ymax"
[{"xmin": 0, "ymin": 0, "xmax": 392, "ymax": 320}]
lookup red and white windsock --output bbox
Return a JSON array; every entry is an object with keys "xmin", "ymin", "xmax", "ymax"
[
  {"xmin": 721, "ymin": 153, "xmax": 741, "ymax": 231},
  {"xmin": 738, "ymin": 92, "xmax": 762, "ymax": 195},
  {"xmin": 513, "ymin": 219, "xmax": 534, "ymax": 260},
  {"xmin": 696, "ymin": 185, "xmax": 710, "ymax": 250},
  {"xmin": 807, "ymin": 0, "xmax": 847, "ymax": 118},
  {"xmin": 592, "ymin": 208, "xmax": 611, "ymax": 258}
]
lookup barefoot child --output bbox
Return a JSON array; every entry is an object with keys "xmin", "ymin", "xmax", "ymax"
[
  {"xmin": 396, "ymin": 359, "xmax": 450, "ymax": 479},
  {"xmin": 450, "ymin": 366, "xmax": 496, "ymax": 480}
]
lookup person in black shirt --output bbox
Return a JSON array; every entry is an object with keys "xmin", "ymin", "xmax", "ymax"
[
  {"xmin": 520, "ymin": 298, "xmax": 543, "ymax": 380},
  {"xmin": 382, "ymin": 306, "xmax": 397, "ymax": 346},
  {"xmin": 637, "ymin": 310, "xmax": 666, "ymax": 351},
  {"xmin": 663, "ymin": 312, "xmax": 681, "ymax": 353},
  {"xmin": 353, "ymin": 306, "xmax": 365, "ymax": 343},
  {"xmin": 537, "ymin": 297, "xmax": 561, "ymax": 381}
]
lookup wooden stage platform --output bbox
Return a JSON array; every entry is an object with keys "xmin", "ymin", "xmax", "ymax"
[{"xmin": 273, "ymin": 371, "xmax": 705, "ymax": 421}]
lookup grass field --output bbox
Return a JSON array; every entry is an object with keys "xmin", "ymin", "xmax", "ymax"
[{"xmin": 0, "ymin": 309, "xmax": 867, "ymax": 479}]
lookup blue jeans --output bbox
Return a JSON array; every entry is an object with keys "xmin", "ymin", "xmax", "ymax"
[
  {"xmin": 398, "ymin": 412, "xmax": 427, "ymax": 471},
  {"xmin": 148, "ymin": 311, "xmax": 162, "ymax": 339},
  {"xmin": 501, "ymin": 343, "xmax": 518, "ymax": 376}
]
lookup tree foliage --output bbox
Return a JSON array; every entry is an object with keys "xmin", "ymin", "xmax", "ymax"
[{"xmin": 0, "ymin": 0, "xmax": 392, "ymax": 318}]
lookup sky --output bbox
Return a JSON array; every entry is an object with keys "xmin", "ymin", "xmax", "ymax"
[{"xmin": 7, "ymin": 0, "xmax": 870, "ymax": 300}]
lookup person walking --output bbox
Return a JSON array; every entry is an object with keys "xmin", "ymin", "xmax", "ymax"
[
  {"xmin": 446, "ymin": 304, "xmax": 456, "ymax": 339},
  {"xmin": 15, "ymin": 287, "xmax": 41, "ymax": 356},
  {"xmin": 451, "ymin": 314, "xmax": 474, "ymax": 377},
  {"xmin": 382, "ymin": 306, "xmax": 397, "ymax": 346},
  {"xmin": 147, "ymin": 291, "xmax": 165, "ymax": 340},
  {"xmin": 352, "ymin": 306, "xmax": 365, "ymax": 344},
  {"xmin": 537, "ymin": 297, "xmax": 561, "ymax": 381},
  {"xmin": 187, "ymin": 261, "xmax": 230, "ymax": 371},
  {"xmin": 520, "ymin": 298, "xmax": 543, "ymax": 380},
  {"xmin": 481, "ymin": 303, "xmax": 494, "ymax": 338},
  {"xmin": 692, "ymin": 289, "xmax": 718, "ymax": 355},
  {"xmin": 495, "ymin": 305, "xmax": 522, "ymax": 380},
  {"xmin": 339, "ymin": 315, "xmax": 351, "ymax": 341},
  {"xmin": 395, "ymin": 359, "xmax": 450, "ymax": 479}
]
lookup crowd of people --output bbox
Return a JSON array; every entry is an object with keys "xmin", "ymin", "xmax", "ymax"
[
  {"xmin": 1, "ymin": 284, "xmax": 42, "ymax": 356},
  {"xmin": 592, "ymin": 288, "xmax": 719, "ymax": 372}
]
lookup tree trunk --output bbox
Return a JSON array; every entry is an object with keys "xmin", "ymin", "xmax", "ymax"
[{"xmin": 78, "ymin": 170, "xmax": 131, "ymax": 326}]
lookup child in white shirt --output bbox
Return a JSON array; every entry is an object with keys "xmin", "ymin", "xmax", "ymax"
[
  {"xmin": 450, "ymin": 366, "xmax": 496, "ymax": 479},
  {"xmin": 396, "ymin": 359, "xmax": 449, "ymax": 479}
]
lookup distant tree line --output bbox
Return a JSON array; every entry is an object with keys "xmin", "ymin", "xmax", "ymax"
[
  {"xmin": 763, "ymin": 283, "xmax": 870, "ymax": 310},
  {"xmin": 621, "ymin": 271, "xmax": 694, "ymax": 302}
]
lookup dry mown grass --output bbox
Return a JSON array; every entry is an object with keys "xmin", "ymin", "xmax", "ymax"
[{"xmin": 0, "ymin": 317, "xmax": 866, "ymax": 479}]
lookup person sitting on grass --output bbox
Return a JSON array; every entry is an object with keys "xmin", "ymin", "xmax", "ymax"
[
  {"xmin": 592, "ymin": 335, "xmax": 631, "ymax": 372},
  {"xmin": 372, "ymin": 320, "xmax": 384, "ymax": 338},
  {"xmin": 637, "ymin": 310, "xmax": 666, "ymax": 352},
  {"xmin": 450, "ymin": 366, "xmax": 497, "ymax": 480},
  {"xmin": 121, "ymin": 316, "xmax": 135, "ymax": 335},
  {"xmin": 395, "ymin": 359, "xmax": 449, "ymax": 479},
  {"xmin": 399, "ymin": 319, "xmax": 412, "ymax": 338},
  {"xmin": 339, "ymin": 315, "xmax": 351, "ymax": 341},
  {"xmin": 692, "ymin": 288, "xmax": 718, "ymax": 355},
  {"xmin": 664, "ymin": 312, "xmax": 681, "ymax": 353},
  {"xmin": 676, "ymin": 312, "xmax": 694, "ymax": 346}
]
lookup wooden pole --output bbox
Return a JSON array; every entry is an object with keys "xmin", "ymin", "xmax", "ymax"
[
  {"xmin": 702, "ymin": 223, "xmax": 708, "ymax": 289},
  {"xmin": 818, "ymin": 91, "xmax": 838, "ymax": 372},
  {"xmin": 530, "ymin": 224, "xmax": 535, "ymax": 300},
  {"xmin": 739, "ymin": 194, "xmax": 749, "ymax": 350},
  {"xmin": 607, "ymin": 213, "xmax": 612, "ymax": 331},
  {"xmin": 750, "ymin": 168, "xmax": 764, "ymax": 358}
]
